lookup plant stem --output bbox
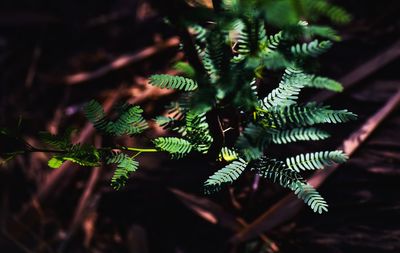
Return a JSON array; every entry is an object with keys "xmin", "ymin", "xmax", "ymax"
[{"xmin": 123, "ymin": 147, "xmax": 158, "ymax": 153}]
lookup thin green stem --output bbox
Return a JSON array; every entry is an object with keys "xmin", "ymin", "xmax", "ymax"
[{"xmin": 123, "ymin": 147, "xmax": 158, "ymax": 153}]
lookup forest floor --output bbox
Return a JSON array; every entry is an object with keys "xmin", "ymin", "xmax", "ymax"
[{"xmin": 0, "ymin": 0, "xmax": 399, "ymax": 253}]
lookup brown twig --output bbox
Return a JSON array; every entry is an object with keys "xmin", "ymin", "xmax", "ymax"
[
  {"xmin": 62, "ymin": 37, "xmax": 179, "ymax": 85},
  {"xmin": 230, "ymin": 89, "xmax": 400, "ymax": 243},
  {"xmin": 170, "ymin": 188, "xmax": 279, "ymax": 252},
  {"xmin": 58, "ymin": 137, "xmax": 103, "ymax": 253},
  {"xmin": 311, "ymin": 39, "xmax": 400, "ymax": 102}
]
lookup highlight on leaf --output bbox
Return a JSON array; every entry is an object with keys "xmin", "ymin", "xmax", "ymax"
[
  {"xmin": 285, "ymin": 150, "xmax": 348, "ymax": 172},
  {"xmin": 271, "ymin": 127, "xmax": 330, "ymax": 144},
  {"xmin": 106, "ymin": 153, "xmax": 139, "ymax": 190},
  {"xmin": 204, "ymin": 158, "xmax": 248, "ymax": 194},
  {"xmin": 149, "ymin": 74, "xmax": 198, "ymax": 91},
  {"xmin": 153, "ymin": 137, "xmax": 193, "ymax": 159}
]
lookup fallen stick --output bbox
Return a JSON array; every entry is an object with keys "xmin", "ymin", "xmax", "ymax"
[
  {"xmin": 312, "ymin": 39, "xmax": 400, "ymax": 102},
  {"xmin": 62, "ymin": 37, "xmax": 179, "ymax": 85},
  {"xmin": 231, "ymin": 89, "xmax": 400, "ymax": 243},
  {"xmin": 170, "ymin": 188, "xmax": 279, "ymax": 252}
]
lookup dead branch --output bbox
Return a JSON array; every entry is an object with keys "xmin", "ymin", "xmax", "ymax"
[
  {"xmin": 230, "ymin": 89, "xmax": 400, "ymax": 243},
  {"xmin": 62, "ymin": 37, "xmax": 179, "ymax": 85},
  {"xmin": 312, "ymin": 39, "xmax": 400, "ymax": 102}
]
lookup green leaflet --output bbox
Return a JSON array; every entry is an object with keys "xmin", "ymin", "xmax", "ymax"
[
  {"xmin": 149, "ymin": 74, "xmax": 198, "ymax": 91},
  {"xmin": 218, "ymin": 147, "xmax": 239, "ymax": 162},
  {"xmin": 271, "ymin": 127, "xmax": 330, "ymax": 144},
  {"xmin": 252, "ymin": 156, "xmax": 329, "ymax": 213},
  {"xmin": 47, "ymin": 144, "xmax": 100, "ymax": 169},
  {"xmin": 153, "ymin": 137, "xmax": 193, "ymax": 159},
  {"xmin": 291, "ymin": 40, "xmax": 332, "ymax": 58},
  {"xmin": 257, "ymin": 102, "xmax": 357, "ymax": 129},
  {"xmin": 106, "ymin": 153, "xmax": 139, "ymax": 190},
  {"xmin": 204, "ymin": 158, "xmax": 248, "ymax": 194},
  {"xmin": 84, "ymin": 100, "xmax": 148, "ymax": 136},
  {"xmin": 285, "ymin": 150, "xmax": 348, "ymax": 172}
]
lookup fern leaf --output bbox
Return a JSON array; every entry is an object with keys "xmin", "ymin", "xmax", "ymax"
[
  {"xmin": 252, "ymin": 157, "xmax": 304, "ymax": 188},
  {"xmin": 257, "ymin": 103, "xmax": 357, "ymax": 128},
  {"xmin": 236, "ymin": 124, "xmax": 272, "ymax": 161},
  {"xmin": 305, "ymin": 75, "xmax": 343, "ymax": 92},
  {"xmin": 153, "ymin": 137, "xmax": 193, "ymax": 159},
  {"xmin": 39, "ymin": 129, "xmax": 74, "ymax": 150},
  {"xmin": 291, "ymin": 40, "xmax": 332, "ymax": 58},
  {"xmin": 252, "ymin": 156, "xmax": 328, "ymax": 213},
  {"xmin": 149, "ymin": 74, "xmax": 198, "ymax": 91},
  {"xmin": 267, "ymin": 31, "xmax": 283, "ymax": 50},
  {"xmin": 261, "ymin": 67, "xmax": 306, "ymax": 109},
  {"xmin": 291, "ymin": 182, "xmax": 329, "ymax": 214},
  {"xmin": 218, "ymin": 147, "xmax": 239, "ymax": 162},
  {"xmin": 84, "ymin": 100, "xmax": 148, "ymax": 136},
  {"xmin": 48, "ymin": 157, "xmax": 64, "ymax": 169},
  {"xmin": 106, "ymin": 153, "xmax": 139, "ymax": 190},
  {"xmin": 113, "ymin": 105, "xmax": 148, "ymax": 135},
  {"xmin": 271, "ymin": 127, "xmax": 330, "ymax": 144},
  {"xmin": 185, "ymin": 110, "xmax": 213, "ymax": 153},
  {"xmin": 47, "ymin": 144, "xmax": 100, "ymax": 169},
  {"xmin": 305, "ymin": 0, "xmax": 351, "ymax": 25},
  {"xmin": 204, "ymin": 158, "xmax": 248, "ymax": 194},
  {"xmin": 285, "ymin": 150, "xmax": 348, "ymax": 172}
]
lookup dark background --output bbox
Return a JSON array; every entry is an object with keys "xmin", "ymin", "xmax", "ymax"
[{"xmin": 0, "ymin": 0, "xmax": 399, "ymax": 252}]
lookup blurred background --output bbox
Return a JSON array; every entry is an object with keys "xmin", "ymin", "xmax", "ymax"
[{"xmin": 0, "ymin": 0, "xmax": 400, "ymax": 252}]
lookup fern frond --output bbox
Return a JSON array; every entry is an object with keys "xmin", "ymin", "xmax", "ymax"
[
  {"xmin": 304, "ymin": 0, "xmax": 351, "ymax": 25},
  {"xmin": 83, "ymin": 100, "xmax": 110, "ymax": 133},
  {"xmin": 271, "ymin": 127, "xmax": 330, "ymax": 144},
  {"xmin": 106, "ymin": 153, "xmax": 139, "ymax": 190},
  {"xmin": 113, "ymin": 105, "xmax": 148, "ymax": 135},
  {"xmin": 204, "ymin": 158, "xmax": 248, "ymax": 194},
  {"xmin": 218, "ymin": 147, "xmax": 239, "ymax": 162},
  {"xmin": 304, "ymin": 75, "xmax": 343, "ymax": 92},
  {"xmin": 291, "ymin": 182, "xmax": 329, "ymax": 214},
  {"xmin": 153, "ymin": 137, "xmax": 193, "ymax": 159},
  {"xmin": 84, "ymin": 100, "xmax": 148, "ymax": 136},
  {"xmin": 257, "ymin": 103, "xmax": 357, "ymax": 128},
  {"xmin": 261, "ymin": 67, "xmax": 305, "ymax": 109},
  {"xmin": 285, "ymin": 150, "xmax": 348, "ymax": 172},
  {"xmin": 304, "ymin": 25, "xmax": 340, "ymax": 41},
  {"xmin": 39, "ymin": 129, "xmax": 74, "ymax": 150},
  {"xmin": 47, "ymin": 144, "xmax": 100, "ymax": 169},
  {"xmin": 149, "ymin": 74, "xmax": 198, "ymax": 91},
  {"xmin": 252, "ymin": 157, "xmax": 304, "ymax": 188},
  {"xmin": 184, "ymin": 110, "xmax": 213, "ymax": 153},
  {"xmin": 252, "ymin": 156, "xmax": 328, "ymax": 213},
  {"xmin": 291, "ymin": 40, "xmax": 332, "ymax": 58},
  {"xmin": 267, "ymin": 31, "xmax": 283, "ymax": 50},
  {"xmin": 236, "ymin": 124, "xmax": 272, "ymax": 161},
  {"xmin": 190, "ymin": 24, "xmax": 208, "ymax": 44}
]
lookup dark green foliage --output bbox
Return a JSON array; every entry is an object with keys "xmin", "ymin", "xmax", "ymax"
[
  {"xmin": 39, "ymin": 130, "xmax": 100, "ymax": 169},
  {"xmin": 84, "ymin": 100, "xmax": 148, "ymax": 136},
  {"xmin": 149, "ymin": 74, "xmax": 198, "ymax": 91},
  {"xmin": 204, "ymin": 158, "xmax": 248, "ymax": 194},
  {"xmin": 3, "ymin": 0, "xmax": 354, "ymax": 214},
  {"xmin": 153, "ymin": 137, "xmax": 193, "ymax": 159},
  {"xmin": 290, "ymin": 40, "xmax": 332, "ymax": 58},
  {"xmin": 257, "ymin": 103, "xmax": 357, "ymax": 129},
  {"xmin": 271, "ymin": 127, "xmax": 330, "ymax": 144},
  {"xmin": 106, "ymin": 153, "xmax": 139, "ymax": 190},
  {"xmin": 252, "ymin": 156, "xmax": 329, "ymax": 213},
  {"xmin": 47, "ymin": 144, "xmax": 100, "ymax": 169},
  {"xmin": 236, "ymin": 124, "xmax": 272, "ymax": 161},
  {"xmin": 285, "ymin": 150, "xmax": 348, "ymax": 172}
]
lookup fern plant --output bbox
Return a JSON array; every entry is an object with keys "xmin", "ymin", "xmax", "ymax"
[{"xmin": 1, "ymin": 0, "xmax": 355, "ymax": 214}]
